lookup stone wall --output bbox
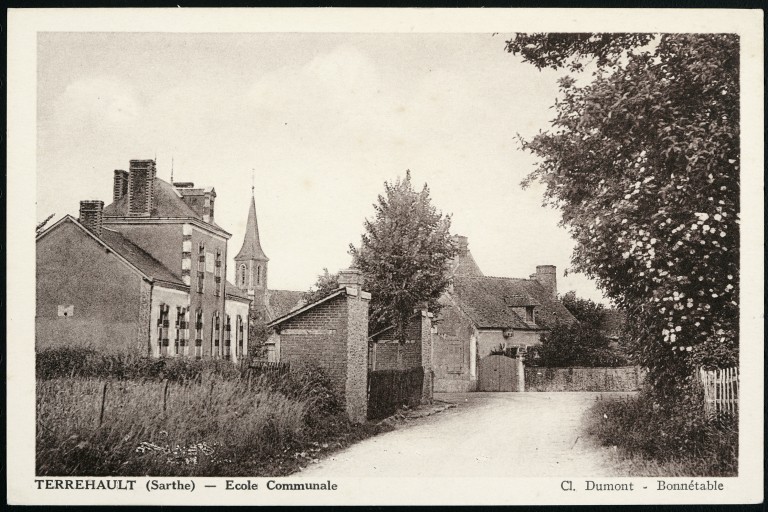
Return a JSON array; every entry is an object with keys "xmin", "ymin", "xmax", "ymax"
[{"xmin": 524, "ymin": 366, "xmax": 646, "ymax": 392}]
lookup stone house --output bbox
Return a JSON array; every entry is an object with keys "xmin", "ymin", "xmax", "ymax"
[
  {"xmin": 433, "ymin": 236, "xmax": 577, "ymax": 392},
  {"xmin": 36, "ymin": 159, "xmax": 251, "ymax": 360}
]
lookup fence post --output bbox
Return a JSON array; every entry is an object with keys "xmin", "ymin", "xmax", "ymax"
[
  {"xmin": 163, "ymin": 379, "xmax": 170, "ymax": 413},
  {"xmin": 99, "ymin": 381, "xmax": 109, "ymax": 427}
]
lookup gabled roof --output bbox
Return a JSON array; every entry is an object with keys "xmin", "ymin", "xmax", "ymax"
[
  {"xmin": 100, "ymin": 229, "xmax": 186, "ymax": 288},
  {"xmin": 450, "ymin": 249, "xmax": 484, "ymax": 277},
  {"xmin": 449, "ymin": 276, "xmax": 576, "ymax": 330},
  {"xmin": 36, "ymin": 216, "xmax": 187, "ymax": 289},
  {"xmin": 267, "ymin": 287, "xmax": 347, "ymax": 328},
  {"xmin": 266, "ymin": 289, "xmax": 306, "ymax": 320},
  {"xmin": 235, "ymin": 195, "xmax": 268, "ymax": 261}
]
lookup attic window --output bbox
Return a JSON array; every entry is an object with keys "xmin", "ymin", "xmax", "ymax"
[{"xmin": 526, "ymin": 306, "xmax": 535, "ymax": 323}]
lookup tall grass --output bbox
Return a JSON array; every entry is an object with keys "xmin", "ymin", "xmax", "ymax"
[
  {"xmin": 36, "ymin": 347, "xmax": 379, "ymax": 476},
  {"xmin": 585, "ymin": 389, "xmax": 738, "ymax": 477}
]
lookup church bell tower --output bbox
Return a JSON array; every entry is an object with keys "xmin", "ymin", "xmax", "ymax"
[{"xmin": 234, "ymin": 189, "xmax": 269, "ymax": 317}]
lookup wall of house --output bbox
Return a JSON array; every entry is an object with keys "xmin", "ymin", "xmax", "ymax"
[
  {"xmin": 433, "ymin": 300, "xmax": 477, "ymax": 393},
  {"xmin": 370, "ymin": 340, "xmax": 421, "ymax": 371},
  {"xmin": 476, "ymin": 329, "xmax": 542, "ymax": 358},
  {"xmin": 36, "ymin": 221, "xmax": 145, "ymax": 354},
  {"xmin": 148, "ymin": 286, "xmax": 191, "ymax": 358},
  {"xmin": 225, "ymin": 298, "xmax": 250, "ymax": 363}
]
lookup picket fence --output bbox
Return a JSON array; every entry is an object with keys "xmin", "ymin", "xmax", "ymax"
[{"xmin": 698, "ymin": 367, "xmax": 739, "ymax": 415}]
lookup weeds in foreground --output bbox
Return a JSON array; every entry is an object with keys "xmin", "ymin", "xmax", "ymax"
[
  {"xmin": 36, "ymin": 348, "xmax": 386, "ymax": 476},
  {"xmin": 584, "ymin": 390, "xmax": 737, "ymax": 477}
]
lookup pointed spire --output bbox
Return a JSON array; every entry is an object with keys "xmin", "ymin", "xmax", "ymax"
[{"xmin": 235, "ymin": 192, "xmax": 268, "ymax": 261}]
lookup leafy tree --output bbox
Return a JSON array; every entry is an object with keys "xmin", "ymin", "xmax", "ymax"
[
  {"xmin": 303, "ymin": 268, "xmax": 339, "ymax": 304},
  {"xmin": 506, "ymin": 34, "xmax": 739, "ymax": 394},
  {"xmin": 560, "ymin": 290, "xmax": 606, "ymax": 330},
  {"xmin": 529, "ymin": 323, "xmax": 628, "ymax": 368},
  {"xmin": 350, "ymin": 170, "xmax": 457, "ymax": 341}
]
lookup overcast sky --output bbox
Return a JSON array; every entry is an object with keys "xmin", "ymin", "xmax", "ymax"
[{"xmin": 37, "ymin": 32, "xmax": 608, "ymax": 303}]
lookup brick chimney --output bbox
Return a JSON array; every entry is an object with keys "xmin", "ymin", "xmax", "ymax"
[
  {"xmin": 127, "ymin": 159, "xmax": 156, "ymax": 216},
  {"xmin": 203, "ymin": 189, "xmax": 216, "ymax": 223},
  {"xmin": 113, "ymin": 170, "xmax": 128, "ymax": 202},
  {"xmin": 338, "ymin": 268, "xmax": 365, "ymax": 294},
  {"xmin": 532, "ymin": 265, "xmax": 557, "ymax": 300},
  {"xmin": 79, "ymin": 200, "xmax": 104, "ymax": 237}
]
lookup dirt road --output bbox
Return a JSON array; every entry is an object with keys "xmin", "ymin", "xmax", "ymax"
[{"xmin": 300, "ymin": 392, "xmax": 630, "ymax": 477}]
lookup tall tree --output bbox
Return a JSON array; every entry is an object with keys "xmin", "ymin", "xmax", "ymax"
[
  {"xmin": 560, "ymin": 290, "xmax": 606, "ymax": 330},
  {"xmin": 506, "ymin": 34, "xmax": 739, "ymax": 394},
  {"xmin": 350, "ymin": 171, "xmax": 457, "ymax": 341},
  {"xmin": 303, "ymin": 268, "xmax": 340, "ymax": 304}
]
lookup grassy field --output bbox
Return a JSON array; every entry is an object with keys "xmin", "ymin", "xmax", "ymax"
[
  {"xmin": 36, "ymin": 348, "xmax": 387, "ymax": 476},
  {"xmin": 584, "ymin": 392, "xmax": 738, "ymax": 477}
]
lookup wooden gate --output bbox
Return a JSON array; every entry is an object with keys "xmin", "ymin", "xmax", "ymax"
[{"xmin": 478, "ymin": 355, "xmax": 523, "ymax": 392}]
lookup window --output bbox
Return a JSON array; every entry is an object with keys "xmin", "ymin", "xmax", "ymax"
[
  {"xmin": 224, "ymin": 315, "xmax": 231, "ymax": 360},
  {"xmin": 197, "ymin": 243, "xmax": 205, "ymax": 294},
  {"xmin": 214, "ymin": 250, "xmax": 222, "ymax": 297},
  {"xmin": 212, "ymin": 311, "xmax": 220, "ymax": 357},
  {"xmin": 256, "ymin": 265, "xmax": 261, "ymax": 285},
  {"xmin": 157, "ymin": 304, "xmax": 170, "ymax": 357},
  {"xmin": 526, "ymin": 307, "xmax": 535, "ymax": 323},
  {"xmin": 194, "ymin": 309, "xmax": 203, "ymax": 359},
  {"xmin": 236, "ymin": 315, "xmax": 244, "ymax": 357},
  {"xmin": 175, "ymin": 307, "xmax": 188, "ymax": 356},
  {"xmin": 239, "ymin": 264, "xmax": 247, "ymax": 287}
]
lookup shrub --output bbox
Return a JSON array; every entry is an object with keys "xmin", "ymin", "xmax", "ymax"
[
  {"xmin": 530, "ymin": 323, "xmax": 629, "ymax": 367},
  {"xmin": 585, "ymin": 386, "xmax": 737, "ymax": 476}
]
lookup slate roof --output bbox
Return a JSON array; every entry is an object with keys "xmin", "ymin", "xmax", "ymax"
[
  {"xmin": 225, "ymin": 280, "xmax": 250, "ymax": 301},
  {"xmin": 450, "ymin": 276, "xmax": 576, "ymax": 330},
  {"xmin": 100, "ymin": 228, "xmax": 187, "ymax": 287},
  {"xmin": 266, "ymin": 289, "xmax": 306, "ymax": 320},
  {"xmin": 235, "ymin": 195, "xmax": 269, "ymax": 261}
]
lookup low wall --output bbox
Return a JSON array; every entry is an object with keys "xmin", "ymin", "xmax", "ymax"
[{"xmin": 524, "ymin": 366, "xmax": 645, "ymax": 392}]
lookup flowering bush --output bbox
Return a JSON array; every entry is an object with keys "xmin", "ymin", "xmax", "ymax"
[{"xmin": 507, "ymin": 34, "xmax": 739, "ymax": 394}]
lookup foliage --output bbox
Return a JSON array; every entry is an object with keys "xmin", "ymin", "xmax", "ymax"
[
  {"xmin": 560, "ymin": 290, "xmax": 606, "ymax": 330},
  {"xmin": 350, "ymin": 170, "xmax": 457, "ymax": 340},
  {"xmin": 303, "ymin": 268, "xmax": 340, "ymax": 304},
  {"xmin": 506, "ymin": 33, "xmax": 739, "ymax": 395},
  {"xmin": 489, "ymin": 344, "xmax": 522, "ymax": 358},
  {"xmin": 585, "ymin": 389, "xmax": 737, "ymax": 476},
  {"xmin": 528, "ymin": 323, "xmax": 628, "ymax": 367},
  {"xmin": 247, "ymin": 310, "xmax": 271, "ymax": 361},
  {"xmin": 36, "ymin": 213, "xmax": 55, "ymax": 235},
  {"xmin": 36, "ymin": 348, "xmax": 382, "ymax": 476}
]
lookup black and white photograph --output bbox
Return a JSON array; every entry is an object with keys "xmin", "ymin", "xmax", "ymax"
[{"xmin": 7, "ymin": 7, "xmax": 764, "ymax": 506}]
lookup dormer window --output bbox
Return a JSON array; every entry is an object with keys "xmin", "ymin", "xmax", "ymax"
[{"xmin": 526, "ymin": 306, "xmax": 535, "ymax": 323}]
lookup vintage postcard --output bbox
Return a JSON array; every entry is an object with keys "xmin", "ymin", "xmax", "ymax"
[{"xmin": 7, "ymin": 7, "xmax": 764, "ymax": 506}]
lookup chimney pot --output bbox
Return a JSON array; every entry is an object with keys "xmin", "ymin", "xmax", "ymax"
[{"xmin": 79, "ymin": 200, "xmax": 104, "ymax": 237}]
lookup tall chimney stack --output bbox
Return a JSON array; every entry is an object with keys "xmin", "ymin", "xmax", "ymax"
[
  {"xmin": 113, "ymin": 170, "xmax": 129, "ymax": 202},
  {"xmin": 455, "ymin": 235, "xmax": 469, "ymax": 256},
  {"xmin": 128, "ymin": 159, "xmax": 156, "ymax": 216},
  {"xmin": 532, "ymin": 265, "xmax": 557, "ymax": 300},
  {"xmin": 79, "ymin": 200, "xmax": 104, "ymax": 237},
  {"xmin": 338, "ymin": 268, "xmax": 365, "ymax": 294}
]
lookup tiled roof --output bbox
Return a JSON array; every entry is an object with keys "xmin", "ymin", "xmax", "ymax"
[
  {"xmin": 266, "ymin": 289, "xmax": 305, "ymax": 320},
  {"xmin": 451, "ymin": 250, "xmax": 484, "ymax": 277},
  {"xmin": 450, "ymin": 276, "xmax": 576, "ymax": 330},
  {"xmin": 100, "ymin": 228, "xmax": 186, "ymax": 287}
]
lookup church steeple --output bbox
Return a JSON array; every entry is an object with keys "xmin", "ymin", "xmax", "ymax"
[{"xmin": 235, "ymin": 192, "xmax": 269, "ymax": 311}]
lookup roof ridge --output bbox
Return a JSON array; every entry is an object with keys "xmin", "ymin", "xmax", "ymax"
[{"xmin": 455, "ymin": 274, "xmax": 532, "ymax": 282}]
